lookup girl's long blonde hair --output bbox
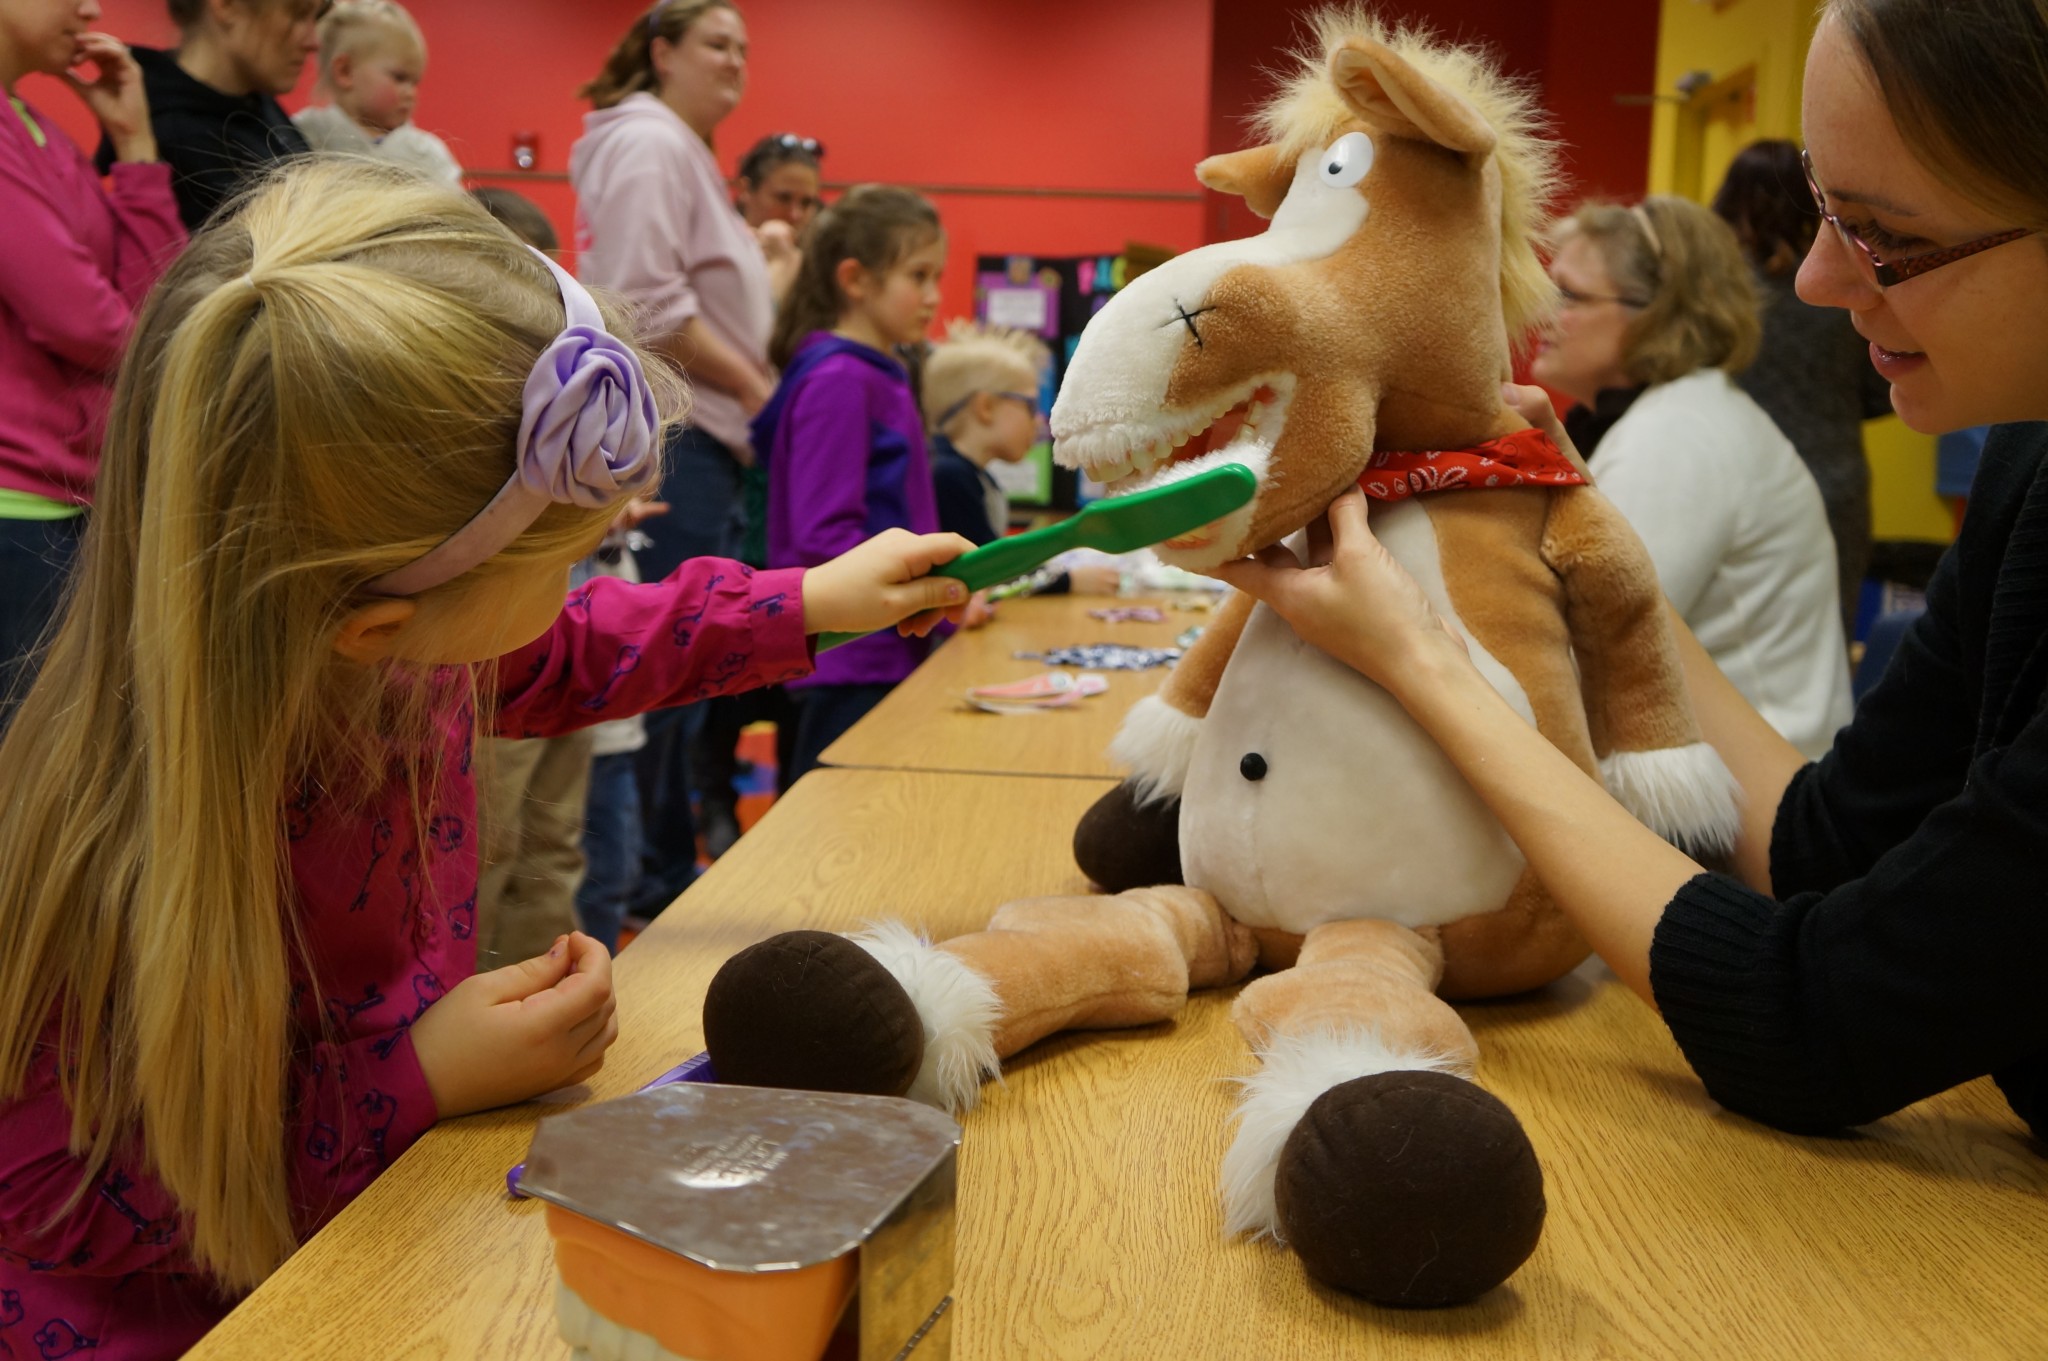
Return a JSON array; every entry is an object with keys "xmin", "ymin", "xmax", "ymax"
[{"xmin": 0, "ymin": 158, "xmax": 677, "ymax": 1289}]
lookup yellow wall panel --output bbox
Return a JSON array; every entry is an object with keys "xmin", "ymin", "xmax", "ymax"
[{"xmin": 1650, "ymin": 0, "xmax": 1954, "ymax": 543}]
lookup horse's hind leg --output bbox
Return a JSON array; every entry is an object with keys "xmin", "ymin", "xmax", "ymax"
[{"xmin": 1222, "ymin": 919, "xmax": 1546, "ymax": 1306}]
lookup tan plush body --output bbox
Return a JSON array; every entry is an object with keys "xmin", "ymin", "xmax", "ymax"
[{"xmin": 705, "ymin": 8, "xmax": 1737, "ymax": 1310}]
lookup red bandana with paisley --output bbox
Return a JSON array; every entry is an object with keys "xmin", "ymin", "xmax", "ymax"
[{"xmin": 1358, "ymin": 427, "xmax": 1585, "ymax": 500}]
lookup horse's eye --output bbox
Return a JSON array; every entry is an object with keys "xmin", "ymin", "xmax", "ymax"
[{"xmin": 1318, "ymin": 131, "xmax": 1375, "ymax": 189}]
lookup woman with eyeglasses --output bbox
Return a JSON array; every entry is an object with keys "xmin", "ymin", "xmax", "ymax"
[
  {"xmin": 1211, "ymin": 0, "xmax": 2048, "ymax": 1150},
  {"xmin": 731, "ymin": 130, "xmax": 819, "ymax": 314},
  {"xmin": 1714, "ymin": 140, "xmax": 1896, "ymax": 637},
  {"xmin": 1534, "ymin": 193, "xmax": 1853, "ymax": 759},
  {"xmin": 571, "ymin": 0, "xmax": 776, "ymax": 918}
]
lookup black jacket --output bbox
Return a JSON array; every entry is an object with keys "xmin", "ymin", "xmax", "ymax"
[
  {"xmin": 98, "ymin": 47, "xmax": 309, "ymax": 231},
  {"xmin": 1651, "ymin": 422, "xmax": 2048, "ymax": 1142}
]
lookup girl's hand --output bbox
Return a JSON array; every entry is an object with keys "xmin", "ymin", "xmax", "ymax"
[
  {"xmin": 960, "ymin": 590, "xmax": 996, "ymax": 629},
  {"xmin": 802, "ymin": 528, "xmax": 975, "ymax": 636},
  {"xmin": 1208, "ymin": 487, "xmax": 1469, "ymax": 697},
  {"xmin": 64, "ymin": 34, "xmax": 156, "ymax": 163},
  {"xmin": 410, "ymin": 932, "xmax": 618, "ymax": 1119},
  {"xmin": 610, "ymin": 498, "xmax": 669, "ymax": 534}
]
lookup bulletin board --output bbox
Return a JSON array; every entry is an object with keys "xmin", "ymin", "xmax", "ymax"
[{"xmin": 972, "ymin": 252, "xmax": 1136, "ymax": 509}]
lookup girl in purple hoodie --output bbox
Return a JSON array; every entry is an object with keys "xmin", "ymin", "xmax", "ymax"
[
  {"xmin": 0, "ymin": 3, "xmax": 184, "ymax": 724},
  {"xmin": 757, "ymin": 185, "xmax": 949, "ymax": 784}
]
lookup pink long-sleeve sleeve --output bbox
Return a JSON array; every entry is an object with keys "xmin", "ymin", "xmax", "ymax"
[
  {"xmin": 494, "ymin": 557, "xmax": 813, "ymax": 738},
  {"xmin": 0, "ymin": 122, "xmax": 183, "ymax": 377},
  {"xmin": 0, "ymin": 100, "xmax": 184, "ymax": 508}
]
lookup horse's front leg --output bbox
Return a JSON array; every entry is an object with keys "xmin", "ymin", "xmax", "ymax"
[
  {"xmin": 700, "ymin": 886, "xmax": 1256, "ymax": 1111},
  {"xmin": 1222, "ymin": 918, "xmax": 1546, "ymax": 1306}
]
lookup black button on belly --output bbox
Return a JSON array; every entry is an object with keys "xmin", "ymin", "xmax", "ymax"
[{"xmin": 1240, "ymin": 752, "xmax": 1268, "ymax": 782}]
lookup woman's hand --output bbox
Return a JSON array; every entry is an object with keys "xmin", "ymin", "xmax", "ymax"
[
  {"xmin": 64, "ymin": 34, "xmax": 156, "ymax": 164},
  {"xmin": 754, "ymin": 220, "xmax": 798, "ymax": 271},
  {"xmin": 736, "ymin": 367, "xmax": 776, "ymax": 418},
  {"xmin": 410, "ymin": 932, "xmax": 618, "ymax": 1119},
  {"xmin": 801, "ymin": 528, "xmax": 975, "ymax": 636},
  {"xmin": 1500, "ymin": 380, "xmax": 1593, "ymax": 478},
  {"xmin": 1209, "ymin": 487, "xmax": 1469, "ymax": 697}
]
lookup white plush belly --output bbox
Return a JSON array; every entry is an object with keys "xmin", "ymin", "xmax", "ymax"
[{"xmin": 1179, "ymin": 500, "xmax": 1532, "ymax": 934}]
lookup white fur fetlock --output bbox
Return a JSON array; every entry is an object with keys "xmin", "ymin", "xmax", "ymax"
[
  {"xmin": 1218, "ymin": 1029, "xmax": 1469, "ymax": 1241},
  {"xmin": 848, "ymin": 923, "xmax": 1002, "ymax": 1113},
  {"xmin": 1599, "ymin": 742, "xmax": 1743, "ymax": 855},
  {"xmin": 1109, "ymin": 694, "xmax": 1205, "ymax": 805}
]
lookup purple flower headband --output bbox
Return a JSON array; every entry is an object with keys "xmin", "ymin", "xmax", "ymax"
[{"xmin": 364, "ymin": 249, "xmax": 660, "ymax": 597}]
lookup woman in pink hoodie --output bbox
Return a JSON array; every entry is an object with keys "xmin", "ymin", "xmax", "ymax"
[
  {"xmin": 569, "ymin": 0, "xmax": 779, "ymax": 916},
  {"xmin": 0, "ymin": 0, "xmax": 184, "ymax": 725}
]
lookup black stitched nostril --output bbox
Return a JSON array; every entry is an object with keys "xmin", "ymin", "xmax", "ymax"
[{"xmin": 1240, "ymin": 752, "xmax": 1268, "ymax": 782}]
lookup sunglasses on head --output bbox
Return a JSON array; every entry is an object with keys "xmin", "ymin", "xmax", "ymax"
[{"xmin": 765, "ymin": 133, "xmax": 823, "ymax": 158}]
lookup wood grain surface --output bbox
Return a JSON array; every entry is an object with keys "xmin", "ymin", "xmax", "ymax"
[
  {"xmin": 818, "ymin": 594, "xmax": 1201, "ymax": 778},
  {"xmin": 188, "ymin": 769, "xmax": 2048, "ymax": 1360}
]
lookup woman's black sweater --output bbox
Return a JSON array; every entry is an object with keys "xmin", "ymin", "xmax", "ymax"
[{"xmin": 1650, "ymin": 422, "xmax": 2048, "ymax": 1141}]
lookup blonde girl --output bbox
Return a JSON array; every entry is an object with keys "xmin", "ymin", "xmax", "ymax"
[
  {"xmin": 0, "ymin": 158, "xmax": 971, "ymax": 1358},
  {"xmin": 758, "ymin": 184, "xmax": 949, "ymax": 786}
]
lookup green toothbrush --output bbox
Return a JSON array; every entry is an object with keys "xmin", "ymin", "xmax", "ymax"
[{"xmin": 816, "ymin": 463, "xmax": 1259, "ymax": 650}]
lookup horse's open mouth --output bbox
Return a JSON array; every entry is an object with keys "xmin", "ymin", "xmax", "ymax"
[{"xmin": 1055, "ymin": 374, "xmax": 1294, "ymax": 556}]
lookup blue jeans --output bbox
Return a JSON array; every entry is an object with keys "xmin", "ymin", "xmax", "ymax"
[
  {"xmin": 0, "ymin": 514, "xmax": 84, "ymax": 732},
  {"xmin": 633, "ymin": 426, "xmax": 745, "ymax": 917},
  {"xmin": 576, "ymin": 751, "xmax": 643, "ymax": 953},
  {"xmin": 785, "ymin": 684, "xmax": 895, "ymax": 789}
]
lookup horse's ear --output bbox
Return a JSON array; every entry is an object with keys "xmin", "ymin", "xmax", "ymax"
[
  {"xmin": 1330, "ymin": 37, "xmax": 1496, "ymax": 157},
  {"xmin": 1197, "ymin": 146, "xmax": 1292, "ymax": 220}
]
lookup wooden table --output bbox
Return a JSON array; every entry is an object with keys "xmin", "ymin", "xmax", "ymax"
[
  {"xmin": 191, "ymin": 768, "xmax": 2048, "ymax": 1361},
  {"xmin": 819, "ymin": 593, "xmax": 1198, "ymax": 778}
]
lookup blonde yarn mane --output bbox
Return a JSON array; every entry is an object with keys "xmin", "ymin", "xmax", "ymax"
[{"xmin": 1253, "ymin": 5, "xmax": 1562, "ymax": 341}]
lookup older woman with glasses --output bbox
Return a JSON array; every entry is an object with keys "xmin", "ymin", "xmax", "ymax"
[
  {"xmin": 1533, "ymin": 193, "xmax": 1853, "ymax": 758},
  {"xmin": 1212, "ymin": 0, "xmax": 2048, "ymax": 1153}
]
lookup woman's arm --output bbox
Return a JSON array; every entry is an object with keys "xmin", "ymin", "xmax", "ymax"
[
  {"xmin": 0, "ymin": 105, "xmax": 180, "ymax": 375},
  {"xmin": 1665, "ymin": 602, "xmax": 1808, "ymax": 891},
  {"xmin": 656, "ymin": 317, "xmax": 774, "ymax": 417},
  {"xmin": 1216, "ymin": 491, "xmax": 1703, "ymax": 1003}
]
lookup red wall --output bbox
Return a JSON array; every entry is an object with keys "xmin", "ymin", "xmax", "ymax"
[{"xmin": 20, "ymin": 0, "xmax": 1650, "ymax": 327}]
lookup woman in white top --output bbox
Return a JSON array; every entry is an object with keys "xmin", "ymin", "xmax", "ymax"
[{"xmin": 1533, "ymin": 195, "xmax": 1853, "ymax": 758}]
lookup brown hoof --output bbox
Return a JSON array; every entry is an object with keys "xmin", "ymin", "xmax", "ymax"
[
  {"xmin": 1276, "ymin": 1070, "xmax": 1545, "ymax": 1307},
  {"xmin": 1073, "ymin": 781, "xmax": 1183, "ymax": 891},
  {"xmin": 701, "ymin": 931, "xmax": 924, "ymax": 1097}
]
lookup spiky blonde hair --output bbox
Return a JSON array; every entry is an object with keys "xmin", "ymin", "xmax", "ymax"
[
  {"xmin": 1254, "ymin": 5, "xmax": 1562, "ymax": 340},
  {"xmin": 921, "ymin": 320, "xmax": 1051, "ymax": 435}
]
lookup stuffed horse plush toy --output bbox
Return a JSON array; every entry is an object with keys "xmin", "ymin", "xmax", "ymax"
[{"xmin": 703, "ymin": 8, "xmax": 1739, "ymax": 1308}]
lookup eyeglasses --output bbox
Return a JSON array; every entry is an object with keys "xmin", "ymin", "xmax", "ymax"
[
  {"xmin": 1556, "ymin": 282, "xmax": 1648, "ymax": 310},
  {"xmin": 935, "ymin": 390, "xmax": 1042, "ymax": 431},
  {"xmin": 1801, "ymin": 149, "xmax": 2035, "ymax": 289},
  {"xmin": 765, "ymin": 133, "xmax": 824, "ymax": 158}
]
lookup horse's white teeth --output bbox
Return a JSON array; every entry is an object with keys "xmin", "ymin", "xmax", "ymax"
[{"xmin": 1171, "ymin": 431, "xmax": 1190, "ymax": 449}]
